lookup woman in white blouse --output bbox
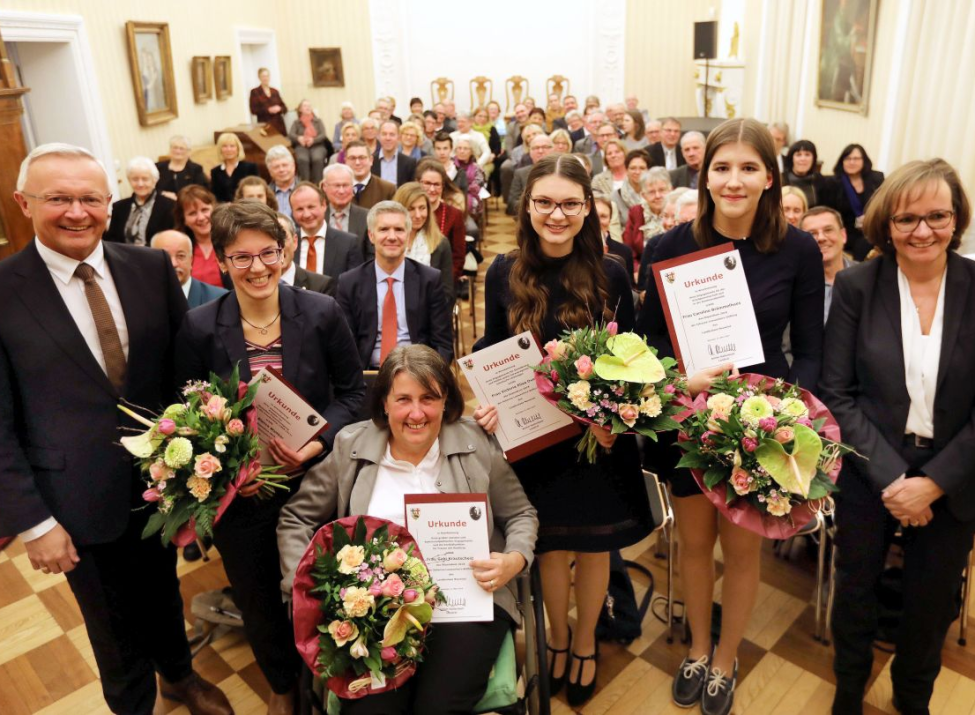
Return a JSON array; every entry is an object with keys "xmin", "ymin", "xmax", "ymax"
[
  {"xmin": 277, "ymin": 345, "xmax": 538, "ymax": 715},
  {"xmin": 820, "ymin": 158, "xmax": 975, "ymax": 715}
]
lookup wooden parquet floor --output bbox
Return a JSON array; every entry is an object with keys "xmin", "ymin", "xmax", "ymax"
[{"xmin": 2, "ymin": 204, "xmax": 974, "ymax": 714}]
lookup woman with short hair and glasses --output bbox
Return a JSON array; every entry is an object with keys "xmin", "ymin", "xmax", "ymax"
[
  {"xmin": 174, "ymin": 200, "xmax": 364, "ymax": 715},
  {"xmin": 821, "ymin": 159, "xmax": 975, "ymax": 715}
]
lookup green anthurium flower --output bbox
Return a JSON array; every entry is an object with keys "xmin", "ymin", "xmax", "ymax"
[
  {"xmin": 592, "ymin": 332, "xmax": 666, "ymax": 383},
  {"xmin": 754, "ymin": 424, "xmax": 822, "ymax": 498},
  {"xmin": 381, "ymin": 600, "xmax": 434, "ymax": 648},
  {"xmin": 120, "ymin": 428, "xmax": 165, "ymax": 459}
]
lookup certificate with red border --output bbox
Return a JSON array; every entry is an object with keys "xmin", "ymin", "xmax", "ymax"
[
  {"xmin": 652, "ymin": 243, "xmax": 764, "ymax": 376},
  {"xmin": 457, "ymin": 332, "xmax": 580, "ymax": 462},
  {"xmin": 249, "ymin": 367, "xmax": 328, "ymax": 465},
  {"xmin": 404, "ymin": 493, "xmax": 493, "ymax": 622}
]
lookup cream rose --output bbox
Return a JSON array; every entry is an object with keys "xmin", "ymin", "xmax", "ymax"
[
  {"xmin": 343, "ymin": 587, "xmax": 375, "ymax": 618},
  {"xmin": 567, "ymin": 380, "xmax": 594, "ymax": 411},
  {"xmin": 336, "ymin": 545, "xmax": 366, "ymax": 574},
  {"xmin": 327, "ymin": 620, "xmax": 359, "ymax": 647},
  {"xmin": 618, "ymin": 403, "xmax": 640, "ymax": 428},
  {"xmin": 193, "ymin": 453, "xmax": 223, "ymax": 479}
]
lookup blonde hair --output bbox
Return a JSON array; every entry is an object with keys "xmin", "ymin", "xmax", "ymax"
[
  {"xmin": 393, "ymin": 182, "xmax": 445, "ymax": 250},
  {"xmin": 781, "ymin": 186, "xmax": 808, "ymax": 212},
  {"xmin": 216, "ymin": 132, "xmax": 245, "ymax": 162}
]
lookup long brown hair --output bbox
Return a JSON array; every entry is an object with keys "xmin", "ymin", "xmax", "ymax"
[
  {"xmin": 693, "ymin": 118, "xmax": 787, "ymax": 254},
  {"xmin": 393, "ymin": 182, "xmax": 445, "ymax": 250},
  {"xmin": 509, "ymin": 154, "xmax": 610, "ymax": 337}
]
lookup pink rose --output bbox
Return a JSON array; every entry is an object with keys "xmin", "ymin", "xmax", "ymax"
[
  {"xmin": 618, "ymin": 403, "xmax": 640, "ymax": 428},
  {"xmin": 741, "ymin": 436, "xmax": 759, "ymax": 453},
  {"xmin": 766, "ymin": 395, "xmax": 782, "ymax": 409},
  {"xmin": 226, "ymin": 418, "xmax": 245, "ymax": 436},
  {"xmin": 142, "ymin": 487, "xmax": 162, "ymax": 502},
  {"xmin": 149, "ymin": 460, "xmax": 173, "ymax": 483},
  {"xmin": 381, "ymin": 574, "xmax": 405, "ymax": 598},
  {"xmin": 193, "ymin": 452, "xmax": 223, "ymax": 479},
  {"xmin": 203, "ymin": 395, "xmax": 230, "ymax": 422},
  {"xmin": 550, "ymin": 369, "xmax": 560, "ymax": 383},
  {"xmin": 730, "ymin": 467, "xmax": 754, "ymax": 496},
  {"xmin": 383, "ymin": 548, "xmax": 408, "ymax": 572},
  {"xmin": 701, "ymin": 430, "xmax": 717, "ymax": 445},
  {"xmin": 381, "ymin": 646, "xmax": 398, "ymax": 662},
  {"xmin": 606, "ymin": 321, "xmax": 618, "ymax": 336},
  {"xmin": 157, "ymin": 419, "xmax": 176, "ymax": 435},
  {"xmin": 773, "ymin": 427, "xmax": 795, "ymax": 444},
  {"xmin": 327, "ymin": 620, "xmax": 359, "ymax": 648},
  {"xmin": 402, "ymin": 588, "xmax": 419, "ymax": 603},
  {"xmin": 574, "ymin": 355, "xmax": 594, "ymax": 379},
  {"xmin": 664, "ymin": 384, "xmax": 676, "ymax": 394},
  {"xmin": 544, "ymin": 339, "xmax": 568, "ymax": 360},
  {"xmin": 368, "ymin": 581, "xmax": 384, "ymax": 597},
  {"xmin": 758, "ymin": 417, "xmax": 778, "ymax": 433},
  {"xmin": 796, "ymin": 416, "xmax": 813, "ymax": 428}
]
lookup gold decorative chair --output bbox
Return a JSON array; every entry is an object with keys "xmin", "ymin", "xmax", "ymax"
[
  {"xmin": 469, "ymin": 76, "xmax": 493, "ymax": 111},
  {"xmin": 430, "ymin": 77, "xmax": 454, "ymax": 106},
  {"xmin": 546, "ymin": 75, "xmax": 570, "ymax": 102},
  {"xmin": 505, "ymin": 75, "xmax": 529, "ymax": 115}
]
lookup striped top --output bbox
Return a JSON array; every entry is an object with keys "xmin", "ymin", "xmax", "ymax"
[{"xmin": 246, "ymin": 337, "xmax": 284, "ymax": 376}]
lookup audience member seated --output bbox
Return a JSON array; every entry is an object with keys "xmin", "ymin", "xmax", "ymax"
[
  {"xmin": 432, "ymin": 132, "xmax": 469, "ymax": 195},
  {"xmin": 669, "ymin": 131, "xmax": 705, "ymax": 189},
  {"xmin": 453, "ymin": 135, "xmax": 487, "ymax": 218},
  {"xmin": 572, "ymin": 112, "xmax": 606, "ymax": 167},
  {"xmin": 104, "ymin": 157, "xmax": 175, "ymax": 245},
  {"xmin": 290, "ymin": 181, "xmax": 363, "ymax": 279},
  {"xmin": 473, "ymin": 106, "xmax": 502, "ymax": 166},
  {"xmin": 432, "ymin": 102, "xmax": 448, "ymax": 132},
  {"xmin": 359, "ymin": 117, "xmax": 380, "ymax": 156},
  {"xmin": 647, "ymin": 117, "xmax": 685, "ymax": 170},
  {"xmin": 416, "ymin": 159, "xmax": 467, "ymax": 284},
  {"xmin": 768, "ymin": 122, "xmax": 789, "ymax": 173},
  {"xmin": 592, "ymin": 137, "xmax": 629, "ymax": 196},
  {"xmin": 623, "ymin": 166, "xmax": 671, "ymax": 268},
  {"xmin": 612, "ymin": 149, "xmax": 650, "ymax": 224},
  {"xmin": 637, "ymin": 188, "xmax": 694, "ymax": 290},
  {"xmin": 175, "ymin": 185, "xmax": 224, "ymax": 288},
  {"xmin": 423, "ymin": 110, "xmax": 441, "ymax": 147},
  {"xmin": 800, "ymin": 206, "xmax": 851, "ymax": 323},
  {"xmin": 395, "ymin": 182, "xmax": 456, "ymax": 304},
  {"xmin": 264, "ymin": 145, "xmax": 298, "ymax": 217},
  {"xmin": 508, "ymin": 133, "xmax": 555, "ymax": 214},
  {"xmin": 564, "ymin": 111, "xmax": 586, "ymax": 143},
  {"xmin": 344, "ymin": 140, "xmax": 396, "ymax": 209},
  {"xmin": 375, "ymin": 96, "xmax": 396, "ymax": 124},
  {"xmin": 487, "ymin": 100, "xmax": 507, "ymax": 144},
  {"xmin": 594, "ymin": 196, "xmax": 635, "ymax": 287},
  {"xmin": 288, "ymin": 100, "xmax": 331, "ymax": 183},
  {"xmin": 151, "ymin": 230, "xmax": 227, "ymax": 308},
  {"xmin": 156, "ymin": 134, "xmax": 209, "ymax": 200},
  {"xmin": 781, "ymin": 186, "xmax": 808, "ymax": 228},
  {"xmin": 234, "ymin": 175, "xmax": 279, "ymax": 211},
  {"xmin": 451, "ymin": 111, "xmax": 494, "ymax": 168},
  {"xmin": 409, "ymin": 96, "xmax": 423, "ymax": 115},
  {"xmin": 210, "ymin": 133, "xmax": 259, "ymax": 203},
  {"xmin": 584, "ymin": 94, "xmax": 600, "ymax": 112},
  {"xmin": 645, "ymin": 119, "xmax": 662, "ymax": 145},
  {"xmin": 606, "ymin": 102, "xmax": 626, "ymax": 133},
  {"xmin": 399, "ymin": 120, "xmax": 426, "ymax": 161},
  {"xmin": 626, "ymin": 94, "xmax": 650, "ymax": 123},
  {"xmin": 441, "ymin": 98, "xmax": 458, "ymax": 132},
  {"xmin": 278, "ymin": 344, "xmax": 537, "ymax": 714},
  {"xmin": 622, "ymin": 110, "xmax": 649, "ymax": 151},
  {"xmin": 336, "ymin": 202, "xmax": 453, "ymax": 368},
  {"xmin": 374, "ymin": 121, "xmax": 417, "ymax": 187},
  {"xmin": 783, "ymin": 139, "xmax": 826, "ymax": 207},
  {"xmin": 550, "ymin": 128, "xmax": 573, "ymax": 154},
  {"xmin": 332, "ymin": 101, "xmax": 359, "ymax": 151},
  {"xmin": 505, "ymin": 103, "xmax": 529, "ymax": 153},
  {"xmin": 249, "ymin": 67, "xmax": 288, "ymax": 136},
  {"xmin": 545, "ymin": 92, "xmax": 564, "ymax": 132},
  {"xmin": 275, "ymin": 212, "xmax": 335, "ymax": 296},
  {"xmin": 822, "ymin": 143, "xmax": 885, "ymax": 261},
  {"xmin": 329, "ymin": 122, "xmax": 362, "ymax": 166},
  {"xmin": 322, "ymin": 163, "xmax": 370, "ymax": 257}
]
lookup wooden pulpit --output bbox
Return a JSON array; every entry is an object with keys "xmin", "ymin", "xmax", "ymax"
[{"xmin": 214, "ymin": 124, "xmax": 291, "ymax": 182}]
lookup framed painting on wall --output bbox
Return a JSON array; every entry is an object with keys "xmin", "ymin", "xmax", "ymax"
[
  {"xmin": 125, "ymin": 21, "xmax": 178, "ymax": 126},
  {"xmin": 192, "ymin": 56, "xmax": 212, "ymax": 103},
  {"xmin": 309, "ymin": 48, "xmax": 344, "ymax": 87},
  {"xmin": 214, "ymin": 56, "xmax": 232, "ymax": 100},
  {"xmin": 815, "ymin": 0, "xmax": 878, "ymax": 114}
]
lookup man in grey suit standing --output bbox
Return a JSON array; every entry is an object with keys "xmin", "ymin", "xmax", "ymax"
[{"xmin": 290, "ymin": 182, "xmax": 362, "ymax": 281}]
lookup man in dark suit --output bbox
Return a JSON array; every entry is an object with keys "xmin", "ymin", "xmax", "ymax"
[
  {"xmin": 346, "ymin": 140, "xmax": 396, "ymax": 210},
  {"xmin": 151, "ymin": 230, "xmax": 228, "ymax": 309},
  {"xmin": 647, "ymin": 117, "xmax": 686, "ymax": 170},
  {"xmin": 668, "ymin": 131, "xmax": 705, "ymax": 189},
  {"xmin": 336, "ymin": 201, "xmax": 452, "ymax": 368},
  {"xmin": 322, "ymin": 163, "xmax": 370, "ymax": 256},
  {"xmin": 507, "ymin": 134, "xmax": 554, "ymax": 214},
  {"xmin": 373, "ymin": 121, "xmax": 416, "ymax": 187},
  {"xmin": 275, "ymin": 213, "xmax": 336, "ymax": 295},
  {"xmin": 0, "ymin": 144, "xmax": 231, "ymax": 715},
  {"xmin": 573, "ymin": 115, "xmax": 616, "ymax": 175},
  {"xmin": 290, "ymin": 181, "xmax": 363, "ymax": 280}
]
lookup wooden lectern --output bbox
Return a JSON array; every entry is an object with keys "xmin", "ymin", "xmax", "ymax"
[
  {"xmin": 214, "ymin": 124, "xmax": 291, "ymax": 183},
  {"xmin": 0, "ymin": 29, "xmax": 34, "ymax": 260}
]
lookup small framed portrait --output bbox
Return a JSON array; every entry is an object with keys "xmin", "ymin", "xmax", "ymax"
[
  {"xmin": 214, "ymin": 56, "xmax": 232, "ymax": 100},
  {"xmin": 309, "ymin": 48, "xmax": 344, "ymax": 88},
  {"xmin": 191, "ymin": 56, "xmax": 212, "ymax": 103},
  {"xmin": 815, "ymin": 0, "xmax": 878, "ymax": 114},
  {"xmin": 125, "ymin": 21, "xmax": 178, "ymax": 126}
]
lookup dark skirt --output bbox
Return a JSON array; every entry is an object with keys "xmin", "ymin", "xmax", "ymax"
[
  {"xmin": 644, "ymin": 438, "xmax": 701, "ymax": 498},
  {"xmin": 513, "ymin": 432, "xmax": 652, "ymax": 552}
]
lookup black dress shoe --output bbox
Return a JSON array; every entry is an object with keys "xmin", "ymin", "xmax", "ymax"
[
  {"xmin": 160, "ymin": 671, "xmax": 233, "ymax": 715},
  {"xmin": 701, "ymin": 658, "xmax": 737, "ymax": 715},
  {"xmin": 672, "ymin": 652, "xmax": 709, "ymax": 707},
  {"xmin": 566, "ymin": 645, "xmax": 599, "ymax": 707},
  {"xmin": 892, "ymin": 692, "xmax": 930, "ymax": 715},
  {"xmin": 832, "ymin": 689, "xmax": 864, "ymax": 715},
  {"xmin": 547, "ymin": 626, "xmax": 571, "ymax": 696}
]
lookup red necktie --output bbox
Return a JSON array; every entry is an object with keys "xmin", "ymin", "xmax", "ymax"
[
  {"xmin": 305, "ymin": 236, "xmax": 318, "ymax": 272},
  {"xmin": 380, "ymin": 277, "xmax": 397, "ymax": 364}
]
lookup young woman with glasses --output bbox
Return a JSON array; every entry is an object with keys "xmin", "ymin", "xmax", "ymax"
[
  {"xmin": 476, "ymin": 154, "xmax": 654, "ymax": 707},
  {"xmin": 174, "ymin": 201, "xmax": 365, "ymax": 715}
]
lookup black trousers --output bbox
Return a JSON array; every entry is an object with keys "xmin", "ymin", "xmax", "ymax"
[
  {"xmin": 832, "ymin": 444, "xmax": 975, "ymax": 712},
  {"xmin": 65, "ymin": 509, "xmax": 192, "ymax": 715},
  {"xmin": 213, "ymin": 483, "xmax": 302, "ymax": 694},
  {"xmin": 340, "ymin": 605, "xmax": 513, "ymax": 715}
]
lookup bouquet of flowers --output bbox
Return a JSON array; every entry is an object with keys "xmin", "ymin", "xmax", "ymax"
[
  {"xmin": 532, "ymin": 321, "xmax": 685, "ymax": 462},
  {"xmin": 118, "ymin": 365, "xmax": 287, "ymax": 547},
  {"xmin": 292, "ymin": 516, "xmax": 445, "ymax": 699},
  {"xmin": 676, "ymin": 373, "xmax": 853, "ymax": 538}
]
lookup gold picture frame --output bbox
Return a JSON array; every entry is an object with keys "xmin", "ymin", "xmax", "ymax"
[
  {"xmin": 309, "ymin": 48, "xmax": 344, "ymax": 88},
  {"xmin": 191, "ymin": 56, "xmax": 212, "ymax": 103},
  {"xmin": 214, "ymin": 56, "xmax": 232, "ymax": 100},
  {"xmin": 125, "ymin": 21, "xmax": 178, "ymax": 126},
  {"xmin": 815, "ymin": 0, "xmax": 878, "ymax": 114}
]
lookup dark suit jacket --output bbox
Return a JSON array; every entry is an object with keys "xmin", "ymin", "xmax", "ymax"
[
  {"xmin": 326, "ymin": 204, "xmax": 370, "ymax": 259},
  {"xmin": 297, "ymin": 226, "xmax": 363, "ymax": 279},
  {"xmin": 571, "ymin": 136, "xmax": 604, "ymax": 175},
  {"xmin": 210, "ymin": 161, "xmax": 260, "ymax": 203},
  {"xmin": 156, "ymin": 159, "xmax": 210, "ymax": 195},
  {"xmin": 668, "ymin": 165, "xmax": 699, "ymax": 189},
  {"xmin": 569, "ymin": 127, "xmax": 586, "ymax": 144},
  {"xmin": 103, "ymin": 193, "xmax": 176, "ymax": 244},
  {"xmin": 372, "ymin": 150, "xmax": 417, "ymax": 187},
  {"xmin": 0, "ymin": 242, "xmax": 187, "ymax": 544},
  {"xmin": 187, "ymin": 277, "xmax": 228, "ymax": 308},
  {"xmin": 604, "ymin": 237, "xmax": 635, "ymax": 287},
  {"xmin": 820, "ymin": 253, "xmax": 975, "ymax": 520},
  {"xmin": 293, "ymin": 265, "xmax": 336, "ymax": 296},
  {"xmin": 507, "ymin": 163, "xmax": 534, "ymax": 214},
  {"xmin": 647, "ymin": 142, "xmax": 686, "ymax": 169},
  {"xmin": 336, "ymin": 259, "xmax": 453, "ymax": 367},
  {"xmin": 175, "ymin": 286, "xmax": 365, "ymax": 451},
  {"xmin": 353, "ymin": 176, "xmax": 397, "ymax": 210}
]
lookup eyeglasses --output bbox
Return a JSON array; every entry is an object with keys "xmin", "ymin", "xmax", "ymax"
[
  {"xmin": 346, "ymin": 154, "xmax": 372, "ymax": 163},
  {"xmin": 21, "ymin": 192, "xmax": 111, "ymax": 209},
  {"xmin": 528, "ymin": 196, "xmax": 587, "ymax": 216},
  {"xmin": 225, "ymin": 248, "xmax": 283, "ymax": 270},
  {"xmin": 890, "ymin": 210, "xmax": 954, "ymax": 233},
  {"xmin": 420, "ymin": 181, "xmax": 443, "ymax": 190}
]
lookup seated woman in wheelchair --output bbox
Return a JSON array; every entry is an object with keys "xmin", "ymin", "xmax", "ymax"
[{"xmin": 278, "ymin": 344, "xmax": 539, "ymax": 715}]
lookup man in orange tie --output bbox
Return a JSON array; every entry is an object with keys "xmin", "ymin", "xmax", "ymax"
[
  {"xmin": 335, "ymin": 201, "xmax": 453, "ymax": 369},
  {"xmin": 289, "ymin": 181, "xmax": 362, "ymax": 279}
]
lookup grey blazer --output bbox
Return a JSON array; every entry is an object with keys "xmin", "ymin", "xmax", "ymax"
[{"xmin": 277, "ymin": 418, "xmax": 538, "ymax": 623}]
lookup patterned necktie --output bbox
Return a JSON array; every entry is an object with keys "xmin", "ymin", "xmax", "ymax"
[
  {"xmin": 305, "ymin": 236, "xmax": 318, "ymax": 272},
  {"xmin": 333, "ymin": 212, "xmax": 346, "ymax": 232},
  {"xmin": 74, "ymin": 263, "xmax": 126, "ymax": 391},
  {"xmin": 380, "ymin": 277, "xmax": 397, "ymax": 364}
]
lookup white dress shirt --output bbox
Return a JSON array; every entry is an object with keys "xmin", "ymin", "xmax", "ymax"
[
  {"xmin": 899, "ymin": 266, "xmax": 946, "ymax": 439},
  {"xmin": 371, "ymin": 260, "xmax": 411, "ymax": 367},
  {"xmin": 299, "ymin": 225, "xmax": 327, "ymax": 274},
  {"xmin": 182, "ymin": 276, "xmax": 193, "ymax": 299},
  {"xmin": 23, "ymin": 239, "xmax": 131, "ymax": 542},
  {"xmin": 664, "ymin": 146, "xmax": 678, "ymax": 170},
  {"xmin": 364, "ymin": 440, "xmax": 442, "ymax": 528},
  {"xmin": 280, "ymin": 261, "xmax": 297, "ymax": 286}
]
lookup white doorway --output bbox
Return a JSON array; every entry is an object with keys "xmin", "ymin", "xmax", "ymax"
[{"xmin": 235, "ymin": 27, "xmax": 281, "ymax": 124}]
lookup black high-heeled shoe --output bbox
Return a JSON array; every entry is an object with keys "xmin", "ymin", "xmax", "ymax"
[
  {"xmin": 547, "ymin": 626, "xmax": 571, "ymax": 696},
  {"xmin": 566, "ymin": 644, "xmax": 599, "ymax": 707}
]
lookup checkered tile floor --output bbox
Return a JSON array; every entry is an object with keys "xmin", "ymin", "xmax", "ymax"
[{"xmin": 2, "ymin": 205, "xmax": 973, "ymax": 714}]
